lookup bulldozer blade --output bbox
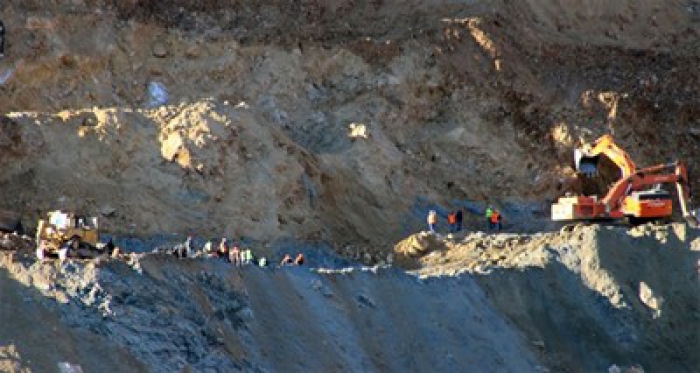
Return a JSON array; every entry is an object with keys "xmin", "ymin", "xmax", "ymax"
[{"xmin": 574, "ymin": 148, "xmax": 598, "ymax": 177}]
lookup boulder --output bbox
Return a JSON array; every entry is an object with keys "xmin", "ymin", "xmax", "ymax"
[{"xmin": 152, "ymin": 42, "xmax": 168, "ymax": 58}]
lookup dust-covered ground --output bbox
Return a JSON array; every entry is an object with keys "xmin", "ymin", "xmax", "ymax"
[
  {"xmin": 1, "ymin": 223, "xmax": 699, "ymax": 372},
  {"xmin": 396, "ymin": 222, "xmax": 700, "ymax": 371},
  {"xmin": 0, "ymin": 243, "xmax": 539, "ymax": 373},
  {"xmin": 1, "ymin": 0, "xmax": 700, "ymax": 372}
]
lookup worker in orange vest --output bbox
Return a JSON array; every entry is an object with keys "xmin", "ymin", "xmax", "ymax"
[
  {"xmin": 447, "ymin": 211, "xmax": 457, "ymax": 233},
  {"xmin": 229, "ymin": 243, "xmax": 241, "ymax": 266},
  {"xmin": 490, "ymin": 210, "xmax": 502, "ymax": 231}
]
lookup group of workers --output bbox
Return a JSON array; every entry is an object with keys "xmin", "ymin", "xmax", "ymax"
[
  {"xmin": 280, "ymin": 253, "xmax": 305, "ymax": 266},
  {"xmin": 173, "ymin": 236, "xmax": 305, "ymax": 268},
  {"xmin": 485, "ymin": 206, "xmax": 503, "ymax": 231},
  {"xmin": 427, "ymin": 206, "xmax": 503, "ymax": 234}
]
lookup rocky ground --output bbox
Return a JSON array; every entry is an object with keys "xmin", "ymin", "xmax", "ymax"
[
  {"xmin": 0, "ymin": 239, "xmax": 540, "ymax": 373},
  {"xmin": 397, "ymin": 222, "xmax": 700, "ymax": 371},
  {"xmin": 1, "ymin": 222, "xmax": 698, "ymax": 372},
  {"xmin": 1, "ymin": 0, "xmax": 700, "ymax": 372}
]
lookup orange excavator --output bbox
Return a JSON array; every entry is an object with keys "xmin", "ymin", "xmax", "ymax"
[{"xmin": 552, "ymin": 135, "xmax": 699, "ymax": 226}]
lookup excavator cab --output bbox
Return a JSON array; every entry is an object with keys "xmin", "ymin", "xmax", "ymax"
[{"xmin": 621, "ymin": 189, "xmax": 673, "ymax": 220}]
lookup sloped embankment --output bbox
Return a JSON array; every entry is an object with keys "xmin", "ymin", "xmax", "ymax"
[
  {"xmin": 0, "ymin": 249, "xmax": 538, "ymax": 372},
  {"xmin": 398, "ymin": 223, "xmax": 700, "ymax": 371},
  {"xmin": 4, "ymin": 1, "xmax": 700, "ymax": 252},
  {"xmin": 1, "ymin": 223, "xmax": 699, "ymax": 372}
]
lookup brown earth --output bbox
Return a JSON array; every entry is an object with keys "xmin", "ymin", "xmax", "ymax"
[
  {"xmin": 1, "ymin": 1, "xmax": 700, "ymax": 254},
  {"xmin": 1, "ymin": 1, "xmax": 700, "ymax": 372}
]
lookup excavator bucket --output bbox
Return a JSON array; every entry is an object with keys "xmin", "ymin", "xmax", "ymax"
[{"xmin": 574, "ymin": 148, "xmax": 599, "ymax": 177}]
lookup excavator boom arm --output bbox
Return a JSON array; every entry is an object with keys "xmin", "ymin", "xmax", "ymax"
[{"xmin": 576, "ymin": 135, "xmax": 637, "ymax": 177}]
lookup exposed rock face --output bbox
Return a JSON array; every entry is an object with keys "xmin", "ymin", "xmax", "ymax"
[
  {"xmin": 1, "ymin": 1, "xmax": 700, "ymax": 371},
  {"xmin": 0, "ymin": 249, "xmax": 539, "ymax": 372},
  {"xmin": 2, "ymin": 0, "xmax": 700, "ymax": 250},
  {"xmin": 2, "ymin": 223, "xmax": 698, "ymax": 372},
  {"xmin": 410, "ymin": 223, "xmax": 700, "ymax": 371}
]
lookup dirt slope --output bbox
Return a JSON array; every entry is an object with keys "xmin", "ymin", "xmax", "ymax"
[
  {"xmin": 398, "ymin": 223, "xmax": 700, "ymax": 371},
  {"xmin": 1, "ymin": 1, "xmax": 700, "ymax": 372},
  {"xmin": 1, "ymin": 222, "xmax": 698, "ymax": 372},
  {"xmin": 0, "ymin": 269, "xmax": 145, "ymax": 372},
  {"xmin": 1, "ymin": 1, "xmax": 700, "ymax": 252},
  {"xmin": 0, "ymin": 249, "xmax": 539, "ymax": 372}
]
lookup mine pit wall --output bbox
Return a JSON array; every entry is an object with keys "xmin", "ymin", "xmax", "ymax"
[
  {"xmin": 1, "ymin": 1, "xmax": 700, "ymax": 370},
  {"xmin": 1, "ymin": 223, "xmax": 699, "ymax": 372},
  {"xmin": 471, "ymin": 224, "xmax": 700, "ymax": 372},
  {"xmin": 0, "ymin": 253, "xmax": 539, "ymax": 372},
  {"xmin": 2, "ymin": 1, "xmax": 700, "ymax": 253}
]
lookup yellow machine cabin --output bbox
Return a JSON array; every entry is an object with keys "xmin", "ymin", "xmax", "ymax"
[{"xmin": 36, "ymin": 211, "xmax": 102, "ymax": 259}]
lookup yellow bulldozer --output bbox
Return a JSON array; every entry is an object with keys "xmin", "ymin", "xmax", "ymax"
[{"xmin": 36, "ymin": 210, "xmax": 110, "ymax": 260}]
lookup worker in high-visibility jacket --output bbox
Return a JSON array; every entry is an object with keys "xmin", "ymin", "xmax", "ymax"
[
  {"xmin": 447, "ymin": 211, "xmax": 457, "ymax": 233},
  {"xmin": 490, "ymin": 210, "xmax": 502, "ymax": 231},
  {"xmin": 427, "ymin": 210, "xmax": 438, "ymax": 234},
  {"xmin": 485, "ymin": 206, "xmax": 494, "ymax": 230}
]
